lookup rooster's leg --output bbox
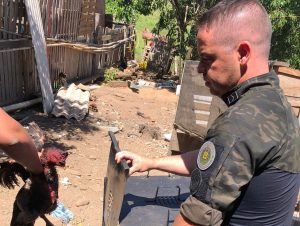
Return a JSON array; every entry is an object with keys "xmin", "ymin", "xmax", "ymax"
[
  {"xmin": 40, "ymin": 215, "xmax": 54, "ymax": 226},
  {"xmin": 10, "ymin": 200, "xmax": 21, "ymax": 226},
  {"xmin": 11, "ymin": 200, "xmax": 37, "ymax": 226}
]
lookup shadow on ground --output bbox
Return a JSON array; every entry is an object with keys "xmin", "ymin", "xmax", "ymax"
[{"xmin": 10, "ymin": 104, "xmax": 100, "ymax": 151}]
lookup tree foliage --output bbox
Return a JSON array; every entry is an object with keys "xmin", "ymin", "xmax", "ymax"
[
  {"xmin": 261, "ymin": 0, "xmax": 300, "ymax": 68},
  {"xmin": 106, "ymin": 0, "xmax": 300, "ymax": 69}
]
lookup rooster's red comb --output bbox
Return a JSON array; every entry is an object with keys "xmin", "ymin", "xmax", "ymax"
[{"xmin": 41, "ymin": 147, "xmax": 68, "ymax": 166}]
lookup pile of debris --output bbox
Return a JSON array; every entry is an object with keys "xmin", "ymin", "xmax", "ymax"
[{"xmin": 105, "ymin": 59, "xmax": 179, "ymax": 94}]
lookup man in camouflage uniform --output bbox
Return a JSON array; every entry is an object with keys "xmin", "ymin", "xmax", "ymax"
[{"xmin": 116, "ymin": 0, "xmax": 300, "ymax": 225}]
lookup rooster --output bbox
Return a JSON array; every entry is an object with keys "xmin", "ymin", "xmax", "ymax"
[{"xmin": 0, "ymin": 147, "xmax": 68, "ymax": 226}]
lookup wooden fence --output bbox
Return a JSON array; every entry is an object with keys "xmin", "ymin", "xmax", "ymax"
[{"xmin": 0, "ymin": 0, "xmax": 135, "ymax": 108}]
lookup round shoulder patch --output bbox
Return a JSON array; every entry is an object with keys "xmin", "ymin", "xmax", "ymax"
[{"xmin": 197, "ymin": 141, "xmax": 216, "ymax": 170}]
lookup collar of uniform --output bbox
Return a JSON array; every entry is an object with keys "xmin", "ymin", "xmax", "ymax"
[{"xmin": 222, "ymin": 70, "xmax": 279, "ymax": 106}]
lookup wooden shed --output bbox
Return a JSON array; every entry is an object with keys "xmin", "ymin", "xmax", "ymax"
[
  {"xmin": 0, "ymin": 0, "xmax": 135, "ymax": 110},
  {"xmin": 274, "ymin": 65, "xmax": 300, "ymax": 122}
]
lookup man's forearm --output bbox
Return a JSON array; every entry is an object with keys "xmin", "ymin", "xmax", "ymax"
[{"xmin": 151, "ymin": 150, "xmax": 198, "ymax": 176}]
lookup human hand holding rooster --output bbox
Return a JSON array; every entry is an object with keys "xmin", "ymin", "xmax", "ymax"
[{"xmin": 1, "ymin": 148, "xmax": 68, "ymax": 226}]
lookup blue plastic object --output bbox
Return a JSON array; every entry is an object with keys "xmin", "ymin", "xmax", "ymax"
[{"xmin": 51, "ymin": 201, "xmax": 74, "ymax": 224}]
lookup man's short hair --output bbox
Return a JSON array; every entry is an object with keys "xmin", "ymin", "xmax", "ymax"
[{"xmin": 197, "ymin": 0, "xmax": 272, "ymax": 58}]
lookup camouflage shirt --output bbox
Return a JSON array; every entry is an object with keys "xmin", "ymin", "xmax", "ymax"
[{"xmin": 180, "ymin": 71, "xmax": 300, "ymax": 225}]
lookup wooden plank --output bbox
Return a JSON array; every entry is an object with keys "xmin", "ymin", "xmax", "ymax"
[
  {"xmin": 15, "ymin": 50, "xmax": 22, "ymax": 99},
  {"xmin": 0, "ymin": 2, "xmax": 2, "ymax": 39},
  {"xmin": 8, "ymin": 0, "xmax": 14, "ymax": 38},
  {"xmin": 66, "ymin": 0, "xmax": 70, "ymax": 37},
  {"xmin": 100, "ymin": 34, "xmax": 112, "ymax": 42},
  {"xmin": 278, "ymin": 66, "xmax": 300, "ymax": 78},
  {"xmin": 292, "ymin": 107, "xmax": 300, "ymax": 118},
  {"xmin": 286, "ymin": 96, "xmax": 300, "ymax": 108},
  {"xmin": 3, "ymin": 0, "xmax": 8, "ymax": 39},
  {"xmin": 57, "ymin": 0, "xmax": 62, "ymax": 37},
  {"xmin": 71, "ymin": 0, "xmax": 75, "ymax": 39},
  {"xmin": 13, "ymin": 0, "xmax": 18, "ymax": 37},
  {"xmin": 17, "ymin": 0, "xmax": 23, "ymax": 34},
  {"xmin": 51, "ymin": 0, "xmax": 56, "ymax": 36},
  {"xmin": 10, "ymin": 50, "xmax": 17, "ymax": 101},
  {"xmin": 60, "ymin": 0, "xmax": 65, "ymax": 36},
  {"xmin": 2, "ymin": 52, "xmax": 9, "ymax": 103},
  {"xmin": 278, "ymin": 73, "xmax": 300, "ymax": 98},
  {"xmin": 0, "ymin": 52, "xmax": 5, "ymax": 105},
  {"xmin": 21, "ymin": 49, "xmax": 28, "ymax": 97},
  {"xmin": 46, "ymin": 0, "xmax": 53, "ymax": 37},
  {"xmin": 7, "ymin": 51, "xmax": 13, "ymax": 102},
  {"xmin": 25, "ymin": 0, "xmax": 54, "ymax": 113},
  {"xmin": 0, "ymin": 39, "xmax": 32, "ymax": 49}
]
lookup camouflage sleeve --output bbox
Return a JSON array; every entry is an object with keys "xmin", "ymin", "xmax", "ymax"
[{"xmin": 180, "ymin": 129, "xmax": 257, "ymax": 224}]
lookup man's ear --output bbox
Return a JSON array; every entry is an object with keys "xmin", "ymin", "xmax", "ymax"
[{"xmin": 238, "ymin": 41, "xmax": 251, "ymax": 65}]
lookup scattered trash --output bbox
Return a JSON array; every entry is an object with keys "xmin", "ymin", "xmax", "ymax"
[
  {"xmin": 155, "ymin": 80, "xmax": 176, "ymax": 89},
  {"xmin": 60, "ymin": 177, "xmax": 71, "ymax": 186},
  {"xmin": 137, "ymin": 111, "xmax": 145, "ymax": 118},
  {"xmin": 99, "ymin": 126, "xmax": 119, "ymax": 134},
  {"xmin": 51, "ymin": 201, "xmax": 74, "ymax": 224},
  {"xmin": 108, "ymin": 80, "xmax": 129, "ymax": 88},
  {"xmin": 89, "ymin": 155, "xmax": 97, "ymax": 160},
  {"xmin": 88, "ymin": 84, "xmax": 102, "ymax": 90},
  {"xmin": 75, "ymin": 199, "xmax": 90, "ymax": 207},
  {"xmin": 176, "ymin": 85, "xmax": 181, "ymax": 96},
  {"xmin": 137, "ymin": 79, "xmax": 155, "ymax": 87},
  {"xmin": 76, "ymin": 83, "xmax": 91, "ymax": 91},
  {"xmin": 89, "ymin": 95, "xmax": 97, "ymax": 101},
  {"xmin": 128, "ymin": 81, "xmax": 140, "ymax": 93},
  {"xmin": 127, "ymin": 60, "xmax": 138, "ymax": 68},
  {"xmin": 139, "ymin": 124, "xmax": 161, "ymax": 140},
  {"xmin": 163, "ymin": 133, "xmax": 172, "ymax": 141},
  {"xmin": 89, "ymin": 102, "xmax": 98, "ymax": 112}
]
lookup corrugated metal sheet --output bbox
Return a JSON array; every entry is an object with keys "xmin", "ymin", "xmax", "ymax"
[
  {"xmin": 25, "ymin": 0, "xmax": 54, "ymax": 113},
  {"xmin": 51, "ymin": 84, "xmax": 90, "ymax": 121}
]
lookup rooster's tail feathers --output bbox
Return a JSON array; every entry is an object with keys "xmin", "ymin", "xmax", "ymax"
[{"xmin": 0, "ymin": 162, "xmax": 29, "ymax": 189}]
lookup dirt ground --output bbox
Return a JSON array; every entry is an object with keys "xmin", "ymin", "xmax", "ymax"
[{"xmin": 0, "ymin": 84, "xmax": 178, "ymax": 226}]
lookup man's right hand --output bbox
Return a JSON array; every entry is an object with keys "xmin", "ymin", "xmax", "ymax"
[{"xmin": 115, "ymin": 151, "xmax": 154, "ymax": 175}]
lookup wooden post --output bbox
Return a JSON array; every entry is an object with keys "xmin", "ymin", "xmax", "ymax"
[{"xmin": 24, "ymin": 0, "xmax": 54, "ymax": 114}]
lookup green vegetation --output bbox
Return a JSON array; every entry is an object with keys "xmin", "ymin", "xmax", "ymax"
[
  {"xmin": 104, "ymin": 68, "xmax": 119, "ymax": 81},
  {"xmin": 134, "ymin": 11, "xmax": 162, "ymax": 61},
  {"xmin": 261, "ymin": 0, "xmax": 300, "ymax": 69},
  {"xmin": 106, "ymin": 0, "xmax": 300, "ymax": 69}
]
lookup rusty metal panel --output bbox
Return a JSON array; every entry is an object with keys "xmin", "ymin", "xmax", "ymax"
[{"xmin": 103, "ymin": 132, "xmax": 129, "ymax": 226}]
